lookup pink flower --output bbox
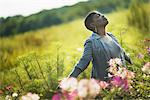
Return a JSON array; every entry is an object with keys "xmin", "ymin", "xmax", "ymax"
[
  {"xmin": 5, "ymin": 85, "xmax": 13, "ymax": 91},
  {"xmin": 99, "ymin": 81, "xmax": 109, "ymax": 89},
  {"xmin": 69, "ymin": 90, "xmax": 78, "ymax": 100},
  {"xmin": 121, "ymin": 79, "xmax": 129, "ymax": 91},
  {"xmin": 63, "ymin": 92, "xmax": 73, "ymax": 100},
  {"xmin": 111, "ymin": 76, "xmax": 123, "ymax": 87},
  {"xmin": 137, "ymin": 53, "xmax": 144, "ymax": 59},
  {"xmin": 52, "ymin": 93, "xmax": 62, "ymax": 100},
  {"xmin": 111, "ymin": 76, "xmax": 129, "ymax": 91},
  {"xmin": 127, "ymin": 71, "xmax": 135, "ymax": 79},
  {"xmin": 52, "ymin": 91, "xmax": 77, "ymax": 100},
  {"xmin": 142, "ymin": 62, "xmax": 150, "ymax": 74}
]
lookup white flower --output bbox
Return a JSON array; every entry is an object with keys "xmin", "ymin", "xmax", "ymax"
[
  {"xmin": 68, "ymin": 77, "xmax": 78, "ymax": 91},
  {"xmin": 142, "ymin": 62, "xmax": 150, "ymax": 74},
  {"xmin": 88, "ymin": 79, "xmax": 100, "ymax": 97},
  {"xmin": 108, "ymin": 66, "xmax": 117, "ymax": 74},
  {"xmin": 27, "ymin": 93, "xmax": 40, "ymax": 100},
  {"xmin": 60, "ymin": 78, "xmax": 70, "ymax": 91},
  {"xmin": 5, "ymin": 95, "xmax": 11, "ymax": 100},
  {"xmin": 21, "ymin": 96, "xmax": 31, "ymax": 100},
  {"xmin": 21, "ymin": 93, "xmax": 40, "ymax": 100},
  {"xmin": 77, "ymin": 86, "xmax": 88, "ymax": 98},
  {"xmin": 108, "ymin": 59, "xmax": 116, "ymax": 67},
  {"xmin": 77, "ymin": 79, "xmax": 100, "ymax": 98},
  {"xmin": 77, "ymin": 48, "xmax": 83, "ymax": 52},
  {"xmin": 12, "ymin": 92, "xmax": 18, "ymax": 97},
  {"xmin": 114, "ymin": 58, "xmax": 122, "ymax": 66},
  {"xmin": 115, "ymin": 67, "xmax": 125, "ymax": 78},
  {"xmin": 60, "ymin": 77, "xmax": 78, "ymax": 91},
  {"xmin": 77, "ymin": 79, "xmax": 88, "ymax": 98},
  {"xmin": 108, "ymin": 73, "xmax": 113, "ymax": 78}
]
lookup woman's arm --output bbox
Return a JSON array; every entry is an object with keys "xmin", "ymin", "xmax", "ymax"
[{"xmin": 69, "ymin": 39, "xmax": 93, "ymax": 78}]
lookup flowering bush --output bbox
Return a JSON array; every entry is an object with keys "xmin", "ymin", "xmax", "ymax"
[{"xmin": 52, "ymin": 58, "xmax": 136, "ymax": 99}]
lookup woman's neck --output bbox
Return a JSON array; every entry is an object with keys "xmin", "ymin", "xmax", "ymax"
[{"xmin": 96, "ymin": 27, "xmax": 106, "ymax": 36}]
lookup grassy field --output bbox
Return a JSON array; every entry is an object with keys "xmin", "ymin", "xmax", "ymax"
[{"xmin": 0, "ymin": 8, "xmax": 150, "ymax": 99}]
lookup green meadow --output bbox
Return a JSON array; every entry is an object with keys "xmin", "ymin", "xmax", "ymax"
[{"xmin": 0, "ymin": 4, "xmax": 150, "ymax": 99}]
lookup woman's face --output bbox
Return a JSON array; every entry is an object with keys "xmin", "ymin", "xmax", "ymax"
[{"xmin": 92, "ymin": 13, "xmax": 108, "ymax": 27}]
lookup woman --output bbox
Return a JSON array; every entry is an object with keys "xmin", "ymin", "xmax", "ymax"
[{"xmin": 69, "ymin": 11, "xmax": 132, "ymax": 81}]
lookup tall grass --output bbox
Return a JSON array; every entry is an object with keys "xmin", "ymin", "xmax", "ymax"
[{"xmin": 127, "ymin": 0, "xmax": 150, "ymax": 33}]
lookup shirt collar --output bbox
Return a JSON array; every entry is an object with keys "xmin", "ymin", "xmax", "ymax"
[{"xmin": 91, "ymin": 32, "xmax": 103, "ymax": 39}]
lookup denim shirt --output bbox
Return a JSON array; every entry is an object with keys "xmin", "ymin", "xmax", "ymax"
[{"xmin": 74, "ymin": 32, "xmax": 130, "ymax": 81}]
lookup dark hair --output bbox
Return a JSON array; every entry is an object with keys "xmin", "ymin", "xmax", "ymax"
[{"xmin": 84, "ymin": 11, "xmax": 97, "ymax": 32}]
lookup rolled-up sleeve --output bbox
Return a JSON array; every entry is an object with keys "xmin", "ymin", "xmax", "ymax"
[{"xmin": 75, "ymin": 39, "xmax": 93, "ymax": 71}]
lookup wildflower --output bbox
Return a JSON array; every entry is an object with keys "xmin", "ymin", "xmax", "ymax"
[
  {"xmin": 108, "ymin": 58, "xmax": 122, "ymax": 67},
  {"xmin": 21, "ymin": 95, "xmax": 31, "ymax": 100},
  {"xmin": 21, "ymin": 92, "xmax": 40, "ymax": 100},
  {"xmin": 60, "ymin": 77, "xmax": 78, "ymax": 92},
  {"xmin": 0, "ymin": 90, "xmax": 3, "ymax": 94},
  {"xmin": 126, "ymin": 71, "xmax": 135, "ymax": 79},
  {"xmin": 5, "ymin": 85, "xmax": 13, "ymax": 90},
  {"xmin": 146, "ymin": 47, "xmax": 150, "ymax": 54},
  {"xmin": 108, "ymin": 66, "xmax": 117, "ymax": 74},
  {"xmin": 111, "ymin": 76, "xmax": 129, "ymax": 91},
  {"xmin": 52, "ymin": 92, "xmax": 62, "ymax": 100},
  {"xmin": 12, "ymin": 92, "xmax": 18, "ymax": 97},
  {"xmin": 69, "ymin": 90, "xmax": 78, "ymax": 100},
  {"xmin": 77, "ymin": 79, "xmax": 88, "ymax": 98},
  {"xmin": 121, "ymin": 79, "xmax": 129, "ymax": 91},
  {"xmin": 108, "ymin": 59, "xmax": 116, "ymax": 67},
  {"xmin": 116, "ymin": 67, "xmax": 125, "ymax": 78},
  {"xmin": 88, "ymin": 79, "xmax": 101, "ymax": 97},
  {"xmin": 99, "ymin": 81, "xmax": 109, "ymax": 89},
  {"xmin": 108, "ymin": 73, "xmax": 113, "ymax": 78},
  {"xmin": 77, "ymin": 48, "xmax": 83, "ymax": 52},
  {"xmin": 5, "ymin": 95, "xmax": 11, "ymax": 100},
  {"xmin": 137, "ymin": 53, "xmax": 144, "ymax": 59},
  {"xmin": 115, "ymin": 58, "xmax": 122, "ymax": 66},
  {"xmin": 142, "ymin": 62, "xmax": 150, "ymax": 74},
  {"xmin": 111, "ymin": 76, "xmax": 123, "ymax": 87}
]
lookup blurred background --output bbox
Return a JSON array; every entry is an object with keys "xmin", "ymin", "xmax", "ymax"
[{"xmin": 0, "ymin": 0, "xmax": 150, "ymax": 99}]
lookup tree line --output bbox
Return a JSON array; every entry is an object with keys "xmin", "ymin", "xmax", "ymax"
[{"xmin": 1, "ymin": 0, "xmax": 148, "ymax": 37}]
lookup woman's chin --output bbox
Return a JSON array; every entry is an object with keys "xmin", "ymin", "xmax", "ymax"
[{"xmin": 104, "ymin": 21, "xmax": 109, "ymax": 26}]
